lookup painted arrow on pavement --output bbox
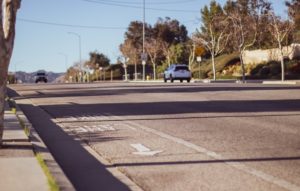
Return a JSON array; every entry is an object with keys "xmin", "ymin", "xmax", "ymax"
[{"xmin": 130, "ymin": 143, "xmax": 163, "ymax": 156}]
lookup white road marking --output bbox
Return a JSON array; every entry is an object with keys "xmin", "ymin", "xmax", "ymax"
[
  {"xmin": 106, "ymin": 113, "xmax": 300, "ymax": 191},
  {"xmin": 75, "ymin": 127, "xmax": 88, "ymax": 133},
  {"xmin": 62, "ymin": 124, "xmax": 116, "ymax": 133},
  {"xmin": 131, "ymin": 143, "xmax": 163, "ymax": 156}
]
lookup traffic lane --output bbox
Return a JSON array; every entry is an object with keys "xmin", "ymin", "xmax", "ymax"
[
  {"xmin": 38, "ymin": 99, "xmax": 300, "ymax": 119},
  {"xmin": 10, "ymin": 83, "xmax": 300, "ymax": 190},
  {"xmin": 130, "ymin": 111, "xmax": 300, "ymax": 186},
  {"xmin": 26, "ymin": 83, "xmax": 300, "ymax": 184},
  {"xmin": 9, "ymin": 83, "xmax": 300, "ymax": 100},
  {"xmin": 57, "ymin": 116, "xmax": 289, "ymax": 191}
]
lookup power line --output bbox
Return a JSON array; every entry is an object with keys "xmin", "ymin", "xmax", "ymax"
[
  {"xmin": 85, "ymin": 0, "xmax": 198, "ymax": 5},
  {"xmin": 82, "ymin": 0, "xmax": 199, "ymax": 13},
  {"xmin": 17, "ymin": 18, "xmax": 127, "ymax": 30}
]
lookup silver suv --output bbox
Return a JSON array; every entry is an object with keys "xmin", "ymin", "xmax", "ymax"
[{"xmin": 164, "ymin": 64, "xmax": 191, "ymax": 83}]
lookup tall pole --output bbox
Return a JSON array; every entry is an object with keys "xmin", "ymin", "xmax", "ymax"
[
  {"xmin": 143, "ymin": 0, "xmax": 145, "ymax": 54},
  {"xmin": 142, "ymin": 0, "xmax": 146, "ymax": 81},
  {"xmin": 68, "ymin": 32, "xmax": 82, "ymax": 82}
]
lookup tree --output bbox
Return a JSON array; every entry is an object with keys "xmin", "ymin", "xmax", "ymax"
[
  {"xmin": 194, "ymin": 0, "xmax": 230, "ymax": 81},
  {"xmin": 153, "ymin": 17, "xmax": 188, "ymax": 68},
  {"xmin": 187, "ymin": 40, "xmax": 206, "ymax": 70},
  {"xmin": 65, "ymin": 64, "xmax": 80, "ymax": 82},
  {"xmin": 84, "ymin": 51, "xmax": 110, "ymax": 81},
  {"xmin": 86, "ymin": 51, "xmax": 110, "ymax": 69},
  {"xmin": 268, "ymin": 12, "xmax": 294, "ymax": 81},
  {"xmin": 286, "ymin": 0, "xmax": 300, "ymax": 29},
  {"xmin": 286, "ymin": 0, "xmax": 300, "ymax": 42},
  {"xmin": 0, "ymin": 0, "xmax": 21, "ymax": 146},
  {"xmin": 225, "ymin": 0, "xmax": 263, "ymax": 82},
  {"xmin": 168, "ymin": 43, "xmax": 185, "ymax": 64},
  {"xmin": 145, "ymin": 38, "xmax": 161, "ymax": 80},
  {"xmin": 120, "ymin": 21, "xmax": 151, "ymax": 80},
  {"xmin": 120, "ymin": 39, "xmax": 140, "ymax": 80}
]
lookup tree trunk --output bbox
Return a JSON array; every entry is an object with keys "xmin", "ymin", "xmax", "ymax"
[
  {"xmin": 0, "ymin": 0, "xmax": 21, "ymax": 146},
  {"xmin": 0, "ymin": 59, "xmax": 9, "ymax": 146},
  {"xmin": 134, "ymin": 62, "xmax": 137, "ymax": 80},
  {"xmin": 280, "ymin": 47, "xmax": 285, "ymax": 81},
  {"xmin": 211, "ymin": 53, "xmax": 216, "ymax": 81},
  {"xmin": 153, "ymin": 63, "xmax": 156, "ymax": 80},
  {"xmin": 239, "ymin": 52, "xmax": 246, "ymax": 83},
  {"xmin": 188, "ymin": 44, "xmax": 195, "ymax": 70}
]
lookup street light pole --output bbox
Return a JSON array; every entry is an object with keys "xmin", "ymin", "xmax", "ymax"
[
  {"xmin": 143, "ymin": 0, "xmax": 145, "ymax": 55},
  {"xmin": 68, "ymin": 32, "xmax": 82, "ymax": 82},
  {"xmin": 142, "ymin": 0, "xmax": 146, "ymax": 81}
]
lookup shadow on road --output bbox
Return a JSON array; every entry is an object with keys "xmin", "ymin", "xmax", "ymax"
[
  {"xmin": 39, "ymin": 99, "xmax": 300, "ymax": 119},
  {"xmin": 7, "ymin": 88, "xmax": 131, "ymax": 191}
]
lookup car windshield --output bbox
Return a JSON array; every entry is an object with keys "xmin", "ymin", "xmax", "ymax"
[
  {"xmin": 37, "ymin": 73, "xmax": 45, "ymax": 76},
  {"xmin": 175, "ymin": 66, "xmax": 189, "ymax": 71}
]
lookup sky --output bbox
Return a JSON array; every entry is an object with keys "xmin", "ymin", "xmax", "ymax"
[{"xmin": 9, "ymin": 0, "xmax": 288, "ymax": 73}]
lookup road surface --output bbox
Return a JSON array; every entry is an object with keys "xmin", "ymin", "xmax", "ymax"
[{"xmin": 8, "ymin": 82, "xmax": 300, "ymax": 191}]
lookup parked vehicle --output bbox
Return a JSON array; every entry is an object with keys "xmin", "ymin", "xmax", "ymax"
[
  {"xmin": 164, "ymin": 64, "xmax": 191, "ymax": 83},
  {"xmin": 35, "ymin": 70, "xmax": 48, "ymax": 83}
]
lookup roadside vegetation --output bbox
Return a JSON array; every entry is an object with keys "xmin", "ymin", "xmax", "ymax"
[
  {"xmin": 64, "ymin": 0, "xmax": 300, "ymax": 83},
  {"xmin": 190, "ymin": 54, "xmax": 300, "ymax": 80}
]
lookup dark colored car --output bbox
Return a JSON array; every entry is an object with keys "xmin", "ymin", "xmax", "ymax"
[{"xmin": 35, "ymin": 71, "xmax": 48, "ymax": 83}]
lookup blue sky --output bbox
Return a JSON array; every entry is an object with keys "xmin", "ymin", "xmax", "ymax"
[{"xmin": 9, "ymin": 0, "xmax": 287, "ymax": 73}]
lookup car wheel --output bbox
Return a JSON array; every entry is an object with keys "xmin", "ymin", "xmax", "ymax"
[
  {"xmin": 180, "ymin": 79, "xmax": 183, "ymax": 83},
  {"xmin": 170, "ymin": 75, "xmax": 174, "ymax": 83},
  {"xmin": 164, "ymin": 75, "xmax": 167, "ymax": 83},
  {"xmin": 187, "ymin": 79, "xmax": 191, "ymax": 83}
]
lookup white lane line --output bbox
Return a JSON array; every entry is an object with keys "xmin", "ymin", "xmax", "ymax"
[
  {"xmin": 106, "ymin": 113, "xmax": 300, "ymax": 191},
  {"xmin": 131, "ymin": 143, "xmax": 163, "ymax": 156}
]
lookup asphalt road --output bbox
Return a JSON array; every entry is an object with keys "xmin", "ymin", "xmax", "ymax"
[{"xmin": 8, "ymin": 82, "xmax": 300, "ymax": 191}]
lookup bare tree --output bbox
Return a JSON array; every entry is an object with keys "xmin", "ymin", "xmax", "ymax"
[
  {"xmin": 145, "ymin": 39, "xmax": 161, "ymax": 80},
  {"xmin": 268, "ymin": 12, "xmax": 294, "ymax": 81},
  {"xmin": 120, "ymin": 39, "xmax": 140, "ymax": 80},
  {"xmin": 229, "ymin": 12, "xmax": 257, "ymax": 83},
  {"xmin": 193, "ymin": 16, "xmax": 230, "ymax": 81},
  {"xmin": 0, "ymin": 0, "xmax": 21, "ymax": 146},
  {"xmin": 187, "ymin": 41, "xmax": 195, "ymax": 70}
]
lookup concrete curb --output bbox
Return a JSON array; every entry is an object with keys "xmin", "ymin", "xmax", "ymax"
[
  {"xmin": 8, "ymin": 98, "xmax": 75, "ymax": 191},
  {"xmin": 262, "ymin": 80, "xmax": 300, "ymax": 85}
]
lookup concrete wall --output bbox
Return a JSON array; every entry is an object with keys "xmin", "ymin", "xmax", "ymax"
[{"xmin": 243, "ymin": 44, "xmax": 300, "ymax": 64}]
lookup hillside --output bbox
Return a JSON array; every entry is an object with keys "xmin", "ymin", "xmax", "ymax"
[
  {"xmin": 14, "ymin": 71, "xmax": 64, "ymax": 83},
  {"xmin": 191, "ymin": 53, "xmax": 300, "ymax": 80}
]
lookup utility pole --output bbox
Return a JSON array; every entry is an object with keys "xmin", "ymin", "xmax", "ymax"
[{"xmin": 142, "ymin": 0, "xmax": 146, "ymax": 81}]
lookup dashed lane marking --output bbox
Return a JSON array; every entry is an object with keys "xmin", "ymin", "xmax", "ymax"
[
  {"xmin": 104, "ymin": 113, "xmax": 300, "ymax": 191},
  {"xmin": 62, "ymin": 124, "xmax": 116, "ymax": 133}
]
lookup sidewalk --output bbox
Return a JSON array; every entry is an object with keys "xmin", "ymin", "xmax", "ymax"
[{"xmin": 0, "ymin": 103, "xmax": 48, "ymax": 191}]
